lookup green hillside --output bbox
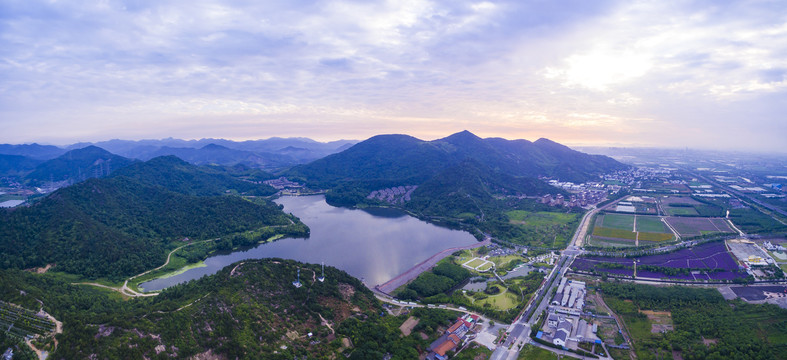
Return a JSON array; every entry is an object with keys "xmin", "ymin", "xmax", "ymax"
[
  {"xmin": 0, "ymin": 157, "xmax": 304, "ymax": 280},
  {"xmin": 0, "ymin": 154, "xmax": 42, "ymax": 177},
  {"xmin": 288, "ymin": 130, "xmax": 626, "ymax": 187},
  {"xmin": 406, "ymin": 160, "xmax": 557, "ymax": 219},
  {"xmin": 0, "ymin": 260, "xmax": 456, "ymax": 359},
  {"xmin": 25, "ymin": 145, "xmax": 136, "ymax": 184},
  {"xmin": 110, "ymin": 155, "xmax": 276, "ymax": 196}
]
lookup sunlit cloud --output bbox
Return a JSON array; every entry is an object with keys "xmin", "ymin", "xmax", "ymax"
[{"xmin": 0, "ymin": 0, "xmax": 785, "ymax": 152}]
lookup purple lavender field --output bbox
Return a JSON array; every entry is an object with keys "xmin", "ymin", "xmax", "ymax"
[{"xmin": 571, "ymin": 242, "xmax": 747, "ymax": 281}]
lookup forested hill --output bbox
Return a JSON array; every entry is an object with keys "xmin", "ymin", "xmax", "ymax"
[
  {"xmin": 25, "ymin": 145, "xmax": 136, "ymax": 185},
  {"xmin": 404, "ymin": 160, "xmax": 559, "ymax": 218},
  {"xmin": 109, "ymin": 155, "xmax": 277, "ymax": 196},
  {"xmin": 0, "ymin": 157, "xmax": 303, "ymax": 280},
  {"xmin": 287, "ymin": 130, "xmax": 626, "ymax": 186},
  {"xmin": 0, "ymin": 259, "xmax": 390, "ymax": 359}
]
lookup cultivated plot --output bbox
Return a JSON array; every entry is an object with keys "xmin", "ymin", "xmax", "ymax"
[
  {"xmin": 665, "ymin": 217, "xmax": 734, "ymax": 237},
  {"xmin": 571, "ymin": 241, "xmax": 746, "ymax": 281}
]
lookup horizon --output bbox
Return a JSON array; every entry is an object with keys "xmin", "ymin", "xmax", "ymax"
[
  {"xmin": 3, "ymin": 130, "xmax": 786, "ymax": 156},
  {"xmin": 2, "ymin": 1, "xmax": 786, "ymax": 153}
]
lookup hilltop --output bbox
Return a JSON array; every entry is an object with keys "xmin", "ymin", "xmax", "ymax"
[
  {"xmin": 0, "ymin": 157, "xmax": 305, "ymax": 280},
  {"xmin": 24, "ymin": 146, "xmax": 136, "ymax": 185},
  {"xmin": 288, "ymin": 130, "xmax": 625, "ymax": 186}
]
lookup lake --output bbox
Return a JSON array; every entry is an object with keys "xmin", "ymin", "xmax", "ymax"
[{"xmin": 139, "ymin": 195, "xmax": 478, "ymax": 291}]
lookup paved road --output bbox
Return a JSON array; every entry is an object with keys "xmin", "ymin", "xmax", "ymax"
[{"xmin": 486, "ymin": 206, "xmax": 602, "ymax": 359}]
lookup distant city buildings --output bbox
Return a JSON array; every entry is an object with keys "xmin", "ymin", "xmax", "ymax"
[
  {"xmin": 367, "ymin": 185, "xmax": 418, "ymax": 204},
  {"xmin": 263, "ymin": 177, "xmax": 303, "ymax": 190}
]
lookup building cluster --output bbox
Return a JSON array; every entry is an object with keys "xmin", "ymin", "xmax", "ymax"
[
  {"xmin": 263, "ymin": 177, "xmax": 303, "ymax": 190},
  {"xmin": 729, "ymin": 239, "xmax": 775, "ymax": 271},
  {"xmin": 540, "ymin": 189, "xmax": 606, "ymax": 208},
  {"xmin": 536, "ymin": 279, "xmax": 600, "ymax": 348},
  {"xmin": 764, "ymin": 241, "xmax": 786, "ymax": 252},
  {"xmin": 485, "ymin": 243, "xmax": 524, "ymax": 257},
  {"xmin": 550, "ymin": 278, "xmax": 586, "ymax": 315},
  {"xmin": 367, "ymin": 185, "xmax": 417, "ymax": 204},
  {"xmin": 426, "ymin": 314, "xmax": 479, "ymax": 360}
]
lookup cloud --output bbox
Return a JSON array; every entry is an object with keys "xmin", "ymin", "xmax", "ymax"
[{"xmin": 0, "ymin": 0, "xmax": 785, "ymax": 152}]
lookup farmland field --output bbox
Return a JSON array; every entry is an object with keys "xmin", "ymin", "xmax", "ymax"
[
  {"xmin": 506, "ymin": 210, "xmax": 578, "ymax": 226},
  {"xmin": 593, "ymin": 227, "xmax": 637, "ymax": 240},
  {"xmin": 602, "ymin": 213, "xmax": 635, "ymax": 230},
  {"xmin": 571, "ymin": 241, "xmax": 746, "ymax": 281},
  {"xmin": 591, "ymin": 214, "xmax": 674, "ymax": 245},
  {"xmin": 0, "ymin": 300, "xmax": 55, "ymax": 339},
  {"xmin": 635, "ymin": 216, "xmax": 670, "ymax": 233},
  {"xmin": 637, "ymin": 232, "xmax": 674, "ymax": 242},
  {"xmin": 665, "ymin": 207, "xmax": 699, "ymax": 216},
  {"xmin": 665, "ymin": 217, "xmax": 734, "ymax": 237}
]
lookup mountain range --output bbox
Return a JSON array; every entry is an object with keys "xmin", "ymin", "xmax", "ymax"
[
  {"xmin": 287, "ymin": 130, "xmax": 625, "ymax": 186},
  {"xmin": 0, "ymin": 137, "xmax": 358, "ymax": 179}
]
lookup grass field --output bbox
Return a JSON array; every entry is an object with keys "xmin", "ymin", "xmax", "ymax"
[
  {"xmin": 473, "ymin": 288, "xmax": 519, "ymax": 311},
  {"xmin": 666, "ymin": 207, "xmax": 699, "ymax": 216},
  {"xmin": 477, "ymin": 262, "xmax": 494, "ymax": 272},
  {"xmin": 489, "ymin": 255, "xmax": 521, "ymax": 268},
  {"xmin": 454, "ymin": 343, "xmax": 493, "ymax": 360},
  {"xmin": 608, "ymin": 348, "xmax": 630, "ymax": 360},
  {"xmin": 602, "ymin": 213, "xmax": 636, "ymax": 230},
  {"xmin": 517, "ymin": 344, "xmax": 558, "ymax": 360},
  {"xmin": 635, "ymin": 216, "xmax": 670, "ymax": 233},
  {"xmin": 465, "ymin": 258, "xmax": 486, "ymax": 268},
  {"xmin": 506, "ymin": 210, "xmax": 578, "ymax": 226}
]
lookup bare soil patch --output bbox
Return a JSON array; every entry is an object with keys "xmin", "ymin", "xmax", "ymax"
[
  {"xmin": 641, "ymin": 310, "xmax": 673, "ymax": 333},
  {"xmin": 399, "ymin": 316, "xmax": 419, "ymax": 336}
]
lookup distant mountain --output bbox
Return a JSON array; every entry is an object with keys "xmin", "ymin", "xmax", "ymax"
[
  {"xmin": 0, "ymin": 154, "xmax": 42, "ymax": 177},
  {"xmin": 25, "ymin": 146, "xmax": 135, "ymax": 185},
  {"xmin": 289, "ymin": 130, "xmax": 626, "ymax": 186},
  {"xmin": 110, "ymin": 155, "xmax": 277, "ymax": 196},
  {"xmin": 72, "ymin": 137, "xmax": 359, "ymax": 170},
  {"xmin": 136, "ymin": 144, "xmax": 296, "ymax": 170},
  {"xmin": 0, "ymin": 143, "xmax": 66, "ymax": 160}
]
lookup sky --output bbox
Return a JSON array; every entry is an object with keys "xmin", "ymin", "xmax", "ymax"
[{"xmin": 1, "ymin": 0, "xmax": 786, "ymax": 152}]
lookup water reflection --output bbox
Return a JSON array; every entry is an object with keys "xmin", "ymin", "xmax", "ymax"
[{"xmin": 140, "ymin": 195, "xmax": 478, "ymax": 291}]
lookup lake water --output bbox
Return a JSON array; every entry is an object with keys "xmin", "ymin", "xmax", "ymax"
[{"xmin": 139, "ymin": 195, "xmax": 478, "ymax": 291}]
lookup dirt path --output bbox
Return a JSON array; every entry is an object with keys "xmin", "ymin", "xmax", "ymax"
[
  {"xmin": 129, "ymin": 238, "xmax": 219, "ymax": 282},
  {"xmin": 318, "ymin": 313, "xmax": 334, "ymax": 334},
  {"xmin": 74, "ymin": 239, "xmax": 221, "ymax": 297},
  {"xmin": 23, "ymin": 302, "xmax": 63, "ymax": 360},
  {"xmin": 594, "ymin": 293, "xmax": 637, "ymax": 360},
  {"xmin": 572, "ymin": 207, "xmax": 599, "ymax": 248}
]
